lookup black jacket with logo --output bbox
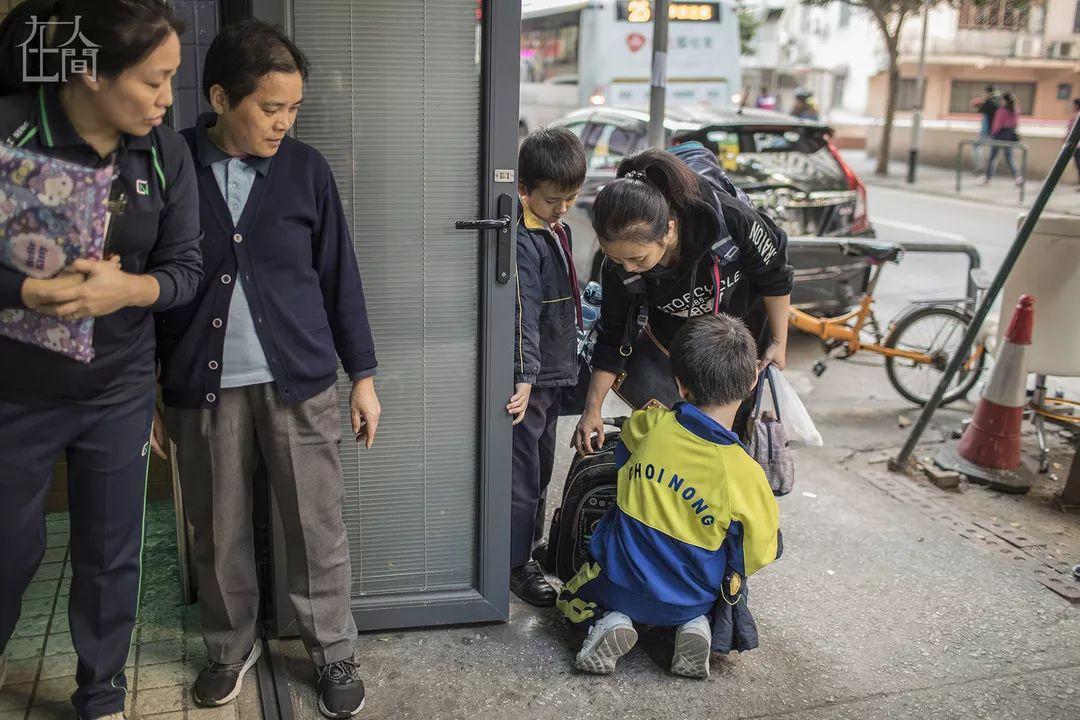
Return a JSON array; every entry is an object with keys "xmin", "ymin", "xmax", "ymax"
[
  {"xmin": 592, "ymin": 149, "xmax": 793, "ymax": 374},
  {"xmin": 0, "ymin": 85, "xmax": 203, "ymax": 405},
  {"xmin": 514, "ymin": 204, "xmax": 579, "ymax": 387}
]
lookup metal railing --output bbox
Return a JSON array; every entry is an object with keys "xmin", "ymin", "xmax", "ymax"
[
  {"xmin": 788, "ymin": 237, "xmax": 983, "ymax": 303},
  {"xmin": 956, "ymin": 138, "xmax": 1028, "ymax": 203}
]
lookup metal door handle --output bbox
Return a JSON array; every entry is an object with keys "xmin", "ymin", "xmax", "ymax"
[
  {"xmin": 454, "ymin": 216, "xmax": 511, "ymax": 231},
  {"xmin": 454, "ymin": 194, "xmax": 514, "ymax": 284}
]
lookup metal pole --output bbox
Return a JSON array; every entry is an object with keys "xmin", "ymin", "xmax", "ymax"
[
  {"xmin": 906, "ymin": 0, "xmax": 931, "ymax": 184},
  {"xmin": 647, "ymin": 0, "xmax": 670, "ymax": 149},
  {"xmin": 894, "ymin": 117, "xmax": 1080, "ymax": 468}
]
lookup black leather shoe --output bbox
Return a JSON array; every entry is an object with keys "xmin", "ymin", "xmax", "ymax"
[{"xmin": 510, "ymin": 561, "xmax": 557, "ymax": 607}]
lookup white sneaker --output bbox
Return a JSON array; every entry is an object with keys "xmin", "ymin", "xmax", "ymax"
[
  {"xmin": 671, "ymin": 615, "xmax": 712, "ymax": 678},
  {"xmin": 574, "ymin": 611, "xmax": 637, "ymax": 674}
]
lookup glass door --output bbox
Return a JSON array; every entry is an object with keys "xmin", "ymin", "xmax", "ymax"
[{"xmin": 256, "ymin": 0, "xmax": 520, "ymax": 631}]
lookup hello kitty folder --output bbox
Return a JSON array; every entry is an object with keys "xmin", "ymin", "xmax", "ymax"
[{"xmin": 0, "ymin": 142, "xmax": 114, "ymax": 363}]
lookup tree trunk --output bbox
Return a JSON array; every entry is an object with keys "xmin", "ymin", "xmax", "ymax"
[{"xmin": 876, "ymin": 44, "xmax": 901, "ymax": 176}]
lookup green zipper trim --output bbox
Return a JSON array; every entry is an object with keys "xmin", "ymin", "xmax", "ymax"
[
  {"xmin": 37, "ymin": 86, "xmax": 54, "ymax": 147},
  {"xmin": 541, "ymin": 296, "xmax": 572, "ymax": 304},
  {"xmin": 110, "ymin": 423, "xmax": 153, "ymax": 697},
  {"xmin": 15, "ymin": 126, "xmax": 38, "ymax": 148},
  {"xmin": 151, "ymin": 145, "xmax": 167, "ymax": 192}
]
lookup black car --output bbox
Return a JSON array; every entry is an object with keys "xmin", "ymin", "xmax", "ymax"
[{"xmin": 552, "ymin": 106, "xmax": 876, "ymax": 313}]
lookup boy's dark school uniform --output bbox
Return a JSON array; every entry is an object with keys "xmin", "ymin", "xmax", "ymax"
[{"xmin": 511, "ymin": 203, "xmax": 582, "ymax": 568}]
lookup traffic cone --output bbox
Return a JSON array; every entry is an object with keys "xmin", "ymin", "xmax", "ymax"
[{"xmin": 956, "ymin": 294, "xmax": 1034, "ymax": 470}]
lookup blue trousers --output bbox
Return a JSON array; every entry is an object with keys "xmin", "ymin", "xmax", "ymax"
[
  {"xmin": 510, "ymin": 387, "xmax": 563, "ymax": 568},
  {"xmin": 0, "ymin": 392, "xmax": 154, "ymax": 719}
]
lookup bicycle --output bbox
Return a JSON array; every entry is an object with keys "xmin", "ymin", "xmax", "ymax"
[{"xmin": 788, "ymin": 240, "xmax": 987, "ymax": 406}]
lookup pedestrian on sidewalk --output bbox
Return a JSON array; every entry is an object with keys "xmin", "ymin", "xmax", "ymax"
[
  {"xmin": 971, "ymin": 85, "xmax": 999, "ymax": 173},
  {"xmin": 154, "ymin": 20, "xmax": 379, "ymax": 718},
  {"xmin": 0, "ymin": 3, "xmax": 202, "ymax": 718},
  {"xmin": 790, "ymin": 89, "xmax": 819, "ymax": 121},
  {"xmin": 506, "ymin": 127, "xmax": 587, "ymax": 607},
  {"xmin": 981, "ymin": 93, "xmax": 1023, "ymax": 186},
  {"xmin": 755, "ymin": 86, "xmax": 777, "ymax": 112}
]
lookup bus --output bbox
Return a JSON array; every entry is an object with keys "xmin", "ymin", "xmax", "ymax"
[{"xmin": 520, "ymin": 0, "xmax": 743, "ymax": 135}]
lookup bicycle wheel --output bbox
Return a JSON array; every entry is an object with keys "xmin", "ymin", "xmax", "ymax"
[{"xmin": 884, "ymin": 306, "xmax": 986, "ymax": 407}]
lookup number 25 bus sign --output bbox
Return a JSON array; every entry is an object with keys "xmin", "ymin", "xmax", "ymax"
[{"xmin": 617, "ymin": 1, "xmax": 722, "ymax": 23}]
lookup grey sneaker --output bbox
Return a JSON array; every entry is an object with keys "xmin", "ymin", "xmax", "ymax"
[
  {"xmin": 316, "ymin": 655, "xmax": 365, "ymax": 718},
  {"xmin": 192, "ymin": 643, "xmax": 261, "ymax": 707},
  {"xmin": 0, "ymin": 652, "xmax": 7, "ymax": 691},
  {"xmin": 574, "ymin": 611, "xmax": 637, "ymax": 675},
  {"xmin": 671, "ymin": 614, "xmax": 712, "ymax": 678},
  {"xmin": 92, "ymin": 714, "xmax": 127, "ymax": 720}
]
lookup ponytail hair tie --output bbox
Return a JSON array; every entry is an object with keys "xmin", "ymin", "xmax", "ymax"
[{"xmin": 624, "ymin": 170, "xmax": 648, "ymax": 182}]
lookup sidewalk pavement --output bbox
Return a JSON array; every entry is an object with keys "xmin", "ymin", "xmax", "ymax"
[
  {"xmin": 274, "ymin": 336, "xmax": 1080, "ymax": 720},
  {"xmin": 842, "ymin": 150, "xmax": 1080, "ymax": 218},
  {"xmin": 0, "ymin": 503, "xmax": 262, "ymax": 720},
  {"xmin": 9, "ymin": 347, "xmax": 1077, "ymax": 720},
  {"xmin": 278, "ymin": 449, "xmax": 1080, "ymax": 720}
]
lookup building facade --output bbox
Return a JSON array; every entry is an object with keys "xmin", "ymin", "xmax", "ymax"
[
  {"xmin": 740, "ymin": 0, "xmax": 882, "ymax": 119},
  {"xmin": 867, "ymin": 0, "xmax": 1080, "ymax": 123}
]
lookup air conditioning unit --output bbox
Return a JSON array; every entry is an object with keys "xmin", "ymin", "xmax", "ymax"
[
  {"xmin": 1047, "ymin": 41, "xmax": 1078, "ymax": 59},
  {"xmin": 1014, "ymin": 35, "xmax": 1042, "ymax": 57}
]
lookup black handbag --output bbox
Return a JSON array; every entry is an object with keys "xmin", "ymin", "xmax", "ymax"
[
  {"xmin": 612, "ymin": 322, "xmax": 681, "ymax": 410},
  {"xmin": 610, "ymin": 260, "xmax": 715, "ymax": 411}
]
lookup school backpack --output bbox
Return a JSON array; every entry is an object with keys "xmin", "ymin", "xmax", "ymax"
[{"xmin": 539, "ymin": 420, "xmax": 625, "ymax": 582}]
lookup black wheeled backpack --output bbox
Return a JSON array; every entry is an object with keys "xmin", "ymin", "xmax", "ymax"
[{"xmin": 539, "ymin": 417, "xmax": 626, "ymax": 582}]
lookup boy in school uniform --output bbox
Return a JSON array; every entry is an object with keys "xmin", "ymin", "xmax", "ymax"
[
  {"xmin": 558, "ymin": 314, "xmax": 782, "ymax": 678},
  {"xmin": 505, "ymin": 127, "xmax": 587, "ymax": 606}
]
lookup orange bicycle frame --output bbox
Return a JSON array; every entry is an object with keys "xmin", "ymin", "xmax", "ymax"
[{"xmin": 788, "ymin": 262, "xmax": 935, "ymax": 365}]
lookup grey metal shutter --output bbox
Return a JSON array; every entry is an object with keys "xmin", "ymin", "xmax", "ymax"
[{"xmin": 292, "ymin": 2, "xmax": 482, "ymax": 599}]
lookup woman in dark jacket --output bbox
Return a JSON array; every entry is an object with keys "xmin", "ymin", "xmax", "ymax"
[
  {"xmin": 0, "ymin": 2, "xmax": 202, "ymax": 717},
  {"xmin": 573, "ymin": 145, "xmax": 793, "ymax": 453}
]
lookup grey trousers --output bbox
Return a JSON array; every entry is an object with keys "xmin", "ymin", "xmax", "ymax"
[{"xmin": 165, "ymin": 383, "xmax": 357, "ymax": 667}]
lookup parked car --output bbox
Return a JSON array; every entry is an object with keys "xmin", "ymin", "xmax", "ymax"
[{"xmin": 551, "ymin": 105, "xmax": 876, "ymax": 313}]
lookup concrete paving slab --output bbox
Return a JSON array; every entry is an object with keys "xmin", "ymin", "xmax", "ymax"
[{"xmin": 273, "ymin": 447, "xmax": 1080, "ymax": 720}]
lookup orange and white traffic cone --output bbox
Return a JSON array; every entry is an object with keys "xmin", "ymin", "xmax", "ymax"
[
  {"xmin": 935, "ymin": 295, "xmax": 1034, "ymax": 490},
  {"xmin": 957, "ymin": 295, "xmax": 1034, "ymax": 469}
]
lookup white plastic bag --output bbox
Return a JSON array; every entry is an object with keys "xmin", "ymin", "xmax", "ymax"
[{"xmin": 759, "ymin": 368, "xmax": 823, "ymax": 447}]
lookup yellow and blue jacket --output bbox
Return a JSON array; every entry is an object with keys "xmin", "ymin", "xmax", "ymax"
[{"xmin": 583, "ymin": 402, "xmax": 781, "ymax": 626}]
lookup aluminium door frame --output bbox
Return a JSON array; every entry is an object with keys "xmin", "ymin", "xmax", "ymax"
[{"xmin": 249, "ymin": 0, "xmax": 520, "ymax": 634}]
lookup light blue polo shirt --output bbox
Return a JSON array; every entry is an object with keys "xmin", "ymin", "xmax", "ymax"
[{"xmin": 212, "ymin": 156, "xmax": 275, "ymax": 388}]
